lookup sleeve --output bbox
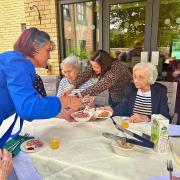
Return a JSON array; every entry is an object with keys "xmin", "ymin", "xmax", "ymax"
[
  {"xmin": 57, "ymin": 78, "xmax": 65, "ymax": 97},
  {"xmin": 5, "ymin": 60, "xmax": 61, "ymax": 121},
  {"xmin": 73, "ymin": 66, "xmax": 93, "ymax": 87},
  {"xmin": 158, "ymin": 86, "xmax": 172, "ymax": 120},
  {"xmin": 80, "ymin": 61, "xmax": 132, "ymax": 97},
  {"xmin": 33, "ymin": 74, "xmax": 47, "ymax": 97},
  {"xmin": 112, "ymin": 85, "xmax": 132, "ymax": 116}
]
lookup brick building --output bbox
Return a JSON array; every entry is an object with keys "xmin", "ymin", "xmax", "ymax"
[{"xmin": 0, "ymin": 0, "xmax": 60, "ymax": 76}]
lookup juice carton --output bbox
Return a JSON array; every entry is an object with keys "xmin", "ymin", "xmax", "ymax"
[{"xmin": 151, "ymin": 114, "xmax": 169, "ymax": 153}]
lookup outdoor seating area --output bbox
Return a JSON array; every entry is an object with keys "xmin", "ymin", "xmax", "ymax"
[{"xmin": 0, "ymin": 0, "xmax": 180, "ymax": 180}]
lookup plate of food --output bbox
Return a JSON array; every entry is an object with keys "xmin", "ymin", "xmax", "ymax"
[
  {"xmin": 20, "ymin": 138, "xmax": 45, "ymax": 153},
  {"xmin": 71, "ymin": 110, "xmax": 93, "ymax": 122},
  {"xmin": 94, "ymin": 110, "xmax": 112, "ymax": 119}
]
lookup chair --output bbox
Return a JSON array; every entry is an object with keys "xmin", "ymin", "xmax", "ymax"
[
  {"xmin": 91, "ymin": 78, "xmax": 109, "ymax": 106},
  {"xmin": 41, "ymin": 75, "xmax": 60, "ymax": 96},
  {"xmin": 158, "ymin": 81, "xmax": 178, "ymax": 124}
]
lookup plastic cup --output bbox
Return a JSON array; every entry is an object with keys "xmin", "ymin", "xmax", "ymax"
[
  {"xmin": 50, "ymin": 137, "xmax": 60, "ymax": 149},
  {"xmin": 121, "ymin": 121, "xmax": 129, "ymax": 128}
]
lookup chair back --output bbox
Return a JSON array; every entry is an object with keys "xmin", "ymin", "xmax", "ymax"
[
  {"xmin": 41, "ymin": 76, "xmax": 60, "ymax": 96},
  {"xmin": 157, "ymin": 81, "xmax": 177, "ymax": 116}
]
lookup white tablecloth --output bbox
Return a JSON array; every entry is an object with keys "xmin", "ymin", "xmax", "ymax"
[{"xmin": 2, "ymin": 116, "xmax": 180, "ymax": 180}]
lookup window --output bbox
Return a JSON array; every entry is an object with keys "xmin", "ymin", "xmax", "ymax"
[
  {"xmin": 77, "ymin": 4, "xmax": 86, "ymax": 24},
  {"xmin": 79, "ymin": 40, "xmax": 86, "ymax": 51},
  {"xmin": 60, "ymin": 1, "xmax": 99, "ymax": 63},
  {"xmin": 65, "ymin": 39, "xmax": 72, "ymax": 57},
  {"xmin": 63, "ymin": 4, "xmax": 71, "ymax": 20}
]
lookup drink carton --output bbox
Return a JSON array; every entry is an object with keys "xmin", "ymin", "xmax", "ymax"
[{"xmin": 151, "ymin": 114, "xmax": 169, "ymax": 153}]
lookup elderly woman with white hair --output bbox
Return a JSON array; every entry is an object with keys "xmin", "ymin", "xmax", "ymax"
[
  {"xmin": 57, "ymin": 55, "xmax": 93, "ymax": 97},
  {"xmin": 111, "ymin": 62, "xmax": 171, "ymax": 122}
]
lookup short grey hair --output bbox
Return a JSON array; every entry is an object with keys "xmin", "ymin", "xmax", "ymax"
[
  {"xmin": 61, "ymin": 55, "xmax": 81, "ymax": 73},
  {"xmin": 133, "ymin": 62, "xmax": 158, "ymax": 84}
]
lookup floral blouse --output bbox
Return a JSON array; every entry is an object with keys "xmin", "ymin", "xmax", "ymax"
[{"xmin": 73, "ymin": 60, "xmax": 132, "ymax": 103}]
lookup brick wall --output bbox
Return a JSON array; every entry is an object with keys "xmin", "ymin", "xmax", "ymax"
[
  {"xmin": 24, "ymin": 0, "xmax": 60, "ymax": 76},
  {"xmin": 0, "ymin": 0, "xmax": 25, "ymax": 52}
]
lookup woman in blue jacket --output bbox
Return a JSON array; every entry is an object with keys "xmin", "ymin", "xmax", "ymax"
[{"xmin": 0, "ymin": 28, "xmax": 82, "ymax": 147}]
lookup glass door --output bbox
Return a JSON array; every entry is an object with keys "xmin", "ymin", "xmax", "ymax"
[
  {"xmin": 156, "ymin": 0, "xmax": 180, "ymax": 61},
  {"xmin": 103, "ymin": 0, "xmax": 154, "ymax": 67},
  {"xmin": 59, "ymin": 1, "xmax": 100, "ymax": 68}
]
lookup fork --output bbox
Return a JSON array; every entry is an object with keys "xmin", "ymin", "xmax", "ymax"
[
  {"xmin": 7, "ymin": 133, "xmax": 29, "ymax": 152},
  {"xmin": 167, "ymin": 160, "xmax": 173, "ymax": 180}
]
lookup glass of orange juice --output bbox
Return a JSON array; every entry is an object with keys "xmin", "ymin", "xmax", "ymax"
[
  {"xmin": 121, "ymin": 120, "xmax": 129, "ymax": 129},
  {"xmin": 50, "ymin": 137, "xmax": 60, "ymax": 149}
]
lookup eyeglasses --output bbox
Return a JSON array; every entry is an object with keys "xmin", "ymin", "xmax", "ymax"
[{"xmin": 133, "ymin": 75, "xmax": 146, "ymax": 81}]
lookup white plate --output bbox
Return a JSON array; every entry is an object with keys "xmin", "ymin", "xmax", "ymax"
[
  {"xmin": 20, "ymin": 139, "xmax": 45, "ymax": 153},
  {"xmin": 94, "ymin": 110, "xmax": 112, "ymax": 119}
]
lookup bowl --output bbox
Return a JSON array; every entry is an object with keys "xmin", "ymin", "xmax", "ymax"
[
  {"xmin": 111, "ymin": 140, "xmax": 136, "ymax": 157},
  {"xmin": 71, "ymin": 110, "xmax": 93, "ymax": 122}
]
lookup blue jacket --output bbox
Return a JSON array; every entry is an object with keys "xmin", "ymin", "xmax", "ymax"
[
  {"xmin": 112, "ymin": 83, "xmax": 171, "ymax": 120},
  {"xmin": 0, "ymin": 51, "xmax": 61, "ymax": 123}
]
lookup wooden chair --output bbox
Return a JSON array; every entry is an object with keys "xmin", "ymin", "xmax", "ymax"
[{"xmin": 158, "ymin": 81, "xmax": 178, "ymax": 124}]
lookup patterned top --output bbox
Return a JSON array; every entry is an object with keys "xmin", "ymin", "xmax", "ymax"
[
  {"xmin": 57, "ymin": 77, "xmax": 93, "ymax": 97},
  {"xmin": 73, "ymin": 60, "xmax": 132, "ymax": 103},
  {"xmin": 33, "ymin": 74, "xmax": 47, "ymax": 97},
  {"xmin": 133, "ymin": 89, "xmax": 152, "ymax": 116}
]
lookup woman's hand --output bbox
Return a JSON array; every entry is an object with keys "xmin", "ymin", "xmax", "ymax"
[
  {"xmin": 0, "ymin": 149, "xmax": 13, "ymax": 180},
  {"xmin": 96, "ymin": 106, "xmax": 113, "ymax": 112},
  {"xmin": 129, "ymin": 113, "xmax": 150, "ymax": 123},
  {"xmin": 56, "ymin": 108, "xmax": 77, "ymax": 122},
  {"xmin": 82, "ymin": 95, "xmax": 95, "ymax": 108},
  {"xmin": 60, "ymin": 95, "xmax": 83, "ymax": 110},
  {"xmin": 62, "ymin": 85, "xmax": 75, "ymax": 96}
]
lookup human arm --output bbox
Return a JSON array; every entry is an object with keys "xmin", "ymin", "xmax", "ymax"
[
  {"xmin": 0, "ymin": 149, "xmax": 13, "ymax": 180},
  {"xmin": 129, "ymin": 113, "xmax": 150, "ymax": 123},
  {"xmin": 62, "ymin": 66, "xmax": 93, "ymax": 96},
  {"xmin": 60, "ymin": 95, "xmax": 83, "ymax": 109},
  {"xmin": 5, "ymin": 59, "xmax": 61, "ymax": 120},
  {"xmin": 56, "ymin": 96, "xmax": 83, "ymax": 121},
  {"xmin": 57, "ymin": 78, "xmax": 67, "ymax": 97},
  {"xmin": 80, "ymin": 61, "xmax": 132, "ymax": 97}
]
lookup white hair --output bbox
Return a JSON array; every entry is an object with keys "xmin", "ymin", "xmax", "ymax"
[
  {"xmin": 133, "ymin": 62, "xmax": 158, "ymax": 84},
  {"xmin": 61, "ymin": 55, "xmax": 81, "ymax": 73}
]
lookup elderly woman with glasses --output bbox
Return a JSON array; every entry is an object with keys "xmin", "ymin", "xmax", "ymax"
[{"xmin": 106, "ymin": 62, "xmax": 171, "ymax": 123}]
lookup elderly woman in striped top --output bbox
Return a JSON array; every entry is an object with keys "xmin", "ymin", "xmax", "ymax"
[
  {"xmin": 57, "ymin": 55, "xmax": 93, "ymax": 97},
  {"xmin": 110, "ymin": 62, "xmax": 171, "ymax": 123}
]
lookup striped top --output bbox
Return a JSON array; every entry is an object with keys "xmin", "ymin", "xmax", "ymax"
[
  {"xmin": 57, "ymin": 77, "xmax": 93, "ymax": 97},
  {"xmin": 133, "ymin": 89, "xmax": 152, "ymax": 116}
]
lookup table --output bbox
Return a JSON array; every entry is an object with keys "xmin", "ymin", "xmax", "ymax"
[
  {"xmin": 1, "ymin": 116, "xmax": 180, "ymax": 180},
  {"xmin": 20, "ymin": 117, "xmax": 180, "ymax": 180}
]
